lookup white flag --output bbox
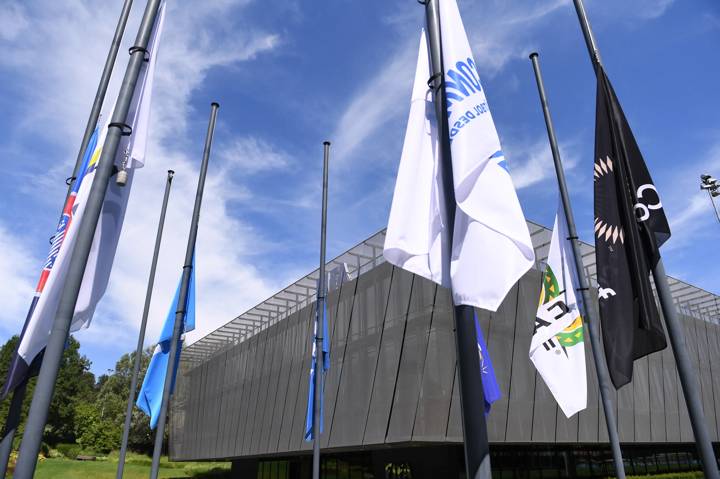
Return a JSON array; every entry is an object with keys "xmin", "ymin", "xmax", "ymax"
[
  {"xmin": 384, "ymin": 0, "xmax": 534, "ymax": 311},
  {"xmin": 530, "ymin": 203, "xmax": 587, "ymax": 417},
  {"xmin": 16, "ymin": 1, "xmax": 166, "ymax": 368}
]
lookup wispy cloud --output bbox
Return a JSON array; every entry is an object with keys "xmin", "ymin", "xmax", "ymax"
[
  {"xmin": 0, "ymin": 0, "xmax": 284, "ymax": 351},
  {"xmin": 505, "ymin": 136, "xmax": 579, "ymax": 190},
  {"xmin": 217, "ymin": 136, "xmax": 291, "ymax": 174},
  {"xmin": 663, "ymin": 140, "xmax": 720, "ymax": 252},
  {"xmin": 0, "ymin": 226, "xmax": 36, "ymax": 336}
]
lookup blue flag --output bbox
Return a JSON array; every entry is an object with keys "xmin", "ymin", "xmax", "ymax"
[
  {"xmin": 137, "ymin": 257, "xmax": 196, "ymax": 429},
  {"xmin": 304, "ymin": 298, "xmax": 330, "ymax": 441},
  {"xmin": 474, "ymin": 311, "xmax": 500, "ymax": 414}
]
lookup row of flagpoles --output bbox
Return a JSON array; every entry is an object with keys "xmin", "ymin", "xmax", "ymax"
[{"xmin": 0, "ymin": 0, "xmax": 719, "ymax": 479}]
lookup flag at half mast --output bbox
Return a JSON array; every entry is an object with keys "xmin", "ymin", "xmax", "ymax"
[
  {"xmin": 531, "ymin": 203, "xmax": 587, "ymax": 417},
  {"xmin": 1, "ymin": 0, "xmax": 167, "ymax": 398},
  {"xmin": 594, "ymin": 65, "xmax": 669, "ymax": 388},
  {"xmin": 383, "ymin": 0, "xmax": 534, "ymax": 312},
  {"xmin": 137, "ymin": 256, "xmax": 196, "ymax": 429}
]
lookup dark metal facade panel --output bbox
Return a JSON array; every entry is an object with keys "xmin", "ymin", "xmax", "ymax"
[
  {"xmin": 578, "ymin": 320, "xmax": 599, "ymax": 443},
  {"xmin": 288, "ymin": 303, "xmax": 316, "ymax": 453},
  {"xmin": 531, "ymin": 363, "xmax": 558, "ymax": 442},
  {"xmin": 267, "ymin": 311, "xmax": 298, "ymax": 454},
  {"xmin": 412, "ymin": 285, "xmax": 455, "ymax": 442},
  {"xmin": 678, "ymin": 316, "xmax": 694, "ymax": 442},
  {"xmin": 254, "ymin": 317, "xmax": 285, "ymax": 455},
  {"xmin": 320, "ymin": 278, "xmax": 358, "ymax": 449},
  {"xmin": 633, "ymin": 356, "xmax": 651, "ymax": 442},
  {"xmin": 617, "ymin": 381, "xmax": 634, "ymax": 442},
  {"xmin": 240, "ymin": 332, "xmax": 265, "ymax": 455},
  {"xmin": 277, "ymin": 306, "xmax": 310, "ymax": 453},
  {"xmin": 171, "ymin": 266, "xmax": 720, "ymax": 461},
  {"xmin": 695, "ymin": 318, "xmax": 718, "ymax": 441},
  {"xmin": 211, "ymin": 352, "xmax": 229, "ymax": 456},
  {"xmin": 363, "ymin": 267, "xmax": 414, "ymax": 446},
  {"xmin": 330, "ymin": 263, "xmax": 393, "ymax": 448},
  {"xmin": 649, "ymin": 349, "xmax": 666, "ymax": 442},
  {"xmin": 230, "ymin": 336, "xmax": 252, "ymax": 456},
  {"xmin": 707, "ymin": 321, "xmax": 720, "ymax": 439},
  {"xmin": 662, "ymin": 342, "xmax": 680, "ymax": 442},
  {"xmin": 506, "ymin": 274, "xmax": 540, "ymax": 443},
  {"xmin": 485, "ymin": 284, "xmax": 519, "ymax": 442},
  {"xmin": 385, "ymin": 276, "xmax": 436, "ymax": 443},
  {"xmin": 446, "ymin": 366, "xmax": 462, "ymax": 442},
  {"xmin": 222, "ymin": 342, "xmax": 243, "ymax": 457}
]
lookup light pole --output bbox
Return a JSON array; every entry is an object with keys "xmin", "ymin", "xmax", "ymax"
[{"xmin": 700, "ymin": 174, "xmax": 720, "ymax": 223}]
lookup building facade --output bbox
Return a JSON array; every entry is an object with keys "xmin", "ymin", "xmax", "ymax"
[{"xmin": 170, "ymin": 225, "xmax": 720, "ymax": 478}]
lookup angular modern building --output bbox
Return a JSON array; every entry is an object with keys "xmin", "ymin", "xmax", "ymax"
[{"xmin": 170, "ymin": 222, "xmax": 720, "ymax": 478}]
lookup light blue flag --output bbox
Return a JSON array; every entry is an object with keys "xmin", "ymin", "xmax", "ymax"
[
  {"xmin": 304, "ymin": 297, "xmax": 330, "ymax": 441},
  {"xmin": 474, "ymin": 311, "xmax": 501, "ymax": 414},
  {"xmin": 137, "ymin": 257, "xmax": 196, "ymax": 429}
]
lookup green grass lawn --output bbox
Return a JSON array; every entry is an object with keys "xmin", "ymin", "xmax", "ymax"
[{"xmin": 11, "ymin": 456, "xmax": 231, "ymax": 479}]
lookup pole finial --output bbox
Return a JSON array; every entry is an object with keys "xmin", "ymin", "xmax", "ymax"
[
  {"xmin": 529, "ymin": 52, "xmax": 539, "ymax": 60},
  {"xmin": 211, "ymin": 102, "xmax": 220, "ymax": 109},
  {"xmin": 167, "ymin": 169, "xmax": 175, "ymax": 178},
  {"xmin": 323, "ymin": 141, "xmax": 331, "ymax": 146}
]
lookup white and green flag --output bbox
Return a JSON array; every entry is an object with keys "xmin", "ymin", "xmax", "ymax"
[{"xmin": 531, "ymin": 202, "xmax": 587, "ymax": 417}]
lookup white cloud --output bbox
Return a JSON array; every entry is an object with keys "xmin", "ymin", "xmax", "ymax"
[
  {"xmin": 501, "ymin": 136, "xmax": 579, "ymax": 190},
  {"xmin": 217, "ymin": 136, "xmax": 291, "ymax": 174},
  {"xmin": 0, "ymin": 4, "xmax": 29, "ymax": 42},
  {"xmin": 0, "ymin": 0, "xmax": 284, "ymax": 352},
  {"xmin": 331, "ymin": 1, "xmax": 570, "ymax": 167},
  {"xmin": 0, "ymin": 226, "xmax": 36, "ymax": 336},
  {"xmin": 663, "ymin": 141, "xmax": 720, "ymax": 252}
]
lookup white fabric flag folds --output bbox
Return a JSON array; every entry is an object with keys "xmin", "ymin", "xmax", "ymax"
[
  {"xmin": 384, "ymin": 0, "xmax": 534, "ymax": 311},
  {"xmin": 8, "ymin": 0, "xmax": 166, "ymax": 390},
  {"xmin": 530, "ymin": 203, "xmax": 587, "ymax": 417}
]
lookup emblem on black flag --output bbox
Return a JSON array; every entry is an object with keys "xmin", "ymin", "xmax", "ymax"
[{"xmin": 593, "ymin": 66, "xmax": 670, "ymax": 389}]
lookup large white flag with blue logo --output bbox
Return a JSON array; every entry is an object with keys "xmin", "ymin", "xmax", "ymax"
[{"xmin": 384, "ymin": 0, "xmax": 534, "ymax": 311}]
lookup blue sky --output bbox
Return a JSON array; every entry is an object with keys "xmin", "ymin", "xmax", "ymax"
[{"xmin": 0, "ymin": 0, "xmax": 718, "ymax": 376}]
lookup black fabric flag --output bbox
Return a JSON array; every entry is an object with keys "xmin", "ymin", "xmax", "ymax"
[{"xmin": 593, "ymin": 66, "xmax": 670, "ymax": 388}]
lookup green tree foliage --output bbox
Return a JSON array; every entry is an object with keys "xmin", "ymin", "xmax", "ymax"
[
  {"xmin": 44, "ymin": 337, "xmax": 96, "ymax": 444},
  {"xmin": 0, "ymin": 336, "xmax": 157, "ymax": 454},
  {"xmin": 0, "ymin": 335, "xmax": 96, "ymax": 446},
  {"xmin": 90, "ymin": 349, "xmax": 155, "ymax": 454}
]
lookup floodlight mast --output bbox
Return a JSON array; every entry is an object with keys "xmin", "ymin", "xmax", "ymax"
[{"xmin": 700, "ymin": 174, "xmax": 720, "ymax": 223}]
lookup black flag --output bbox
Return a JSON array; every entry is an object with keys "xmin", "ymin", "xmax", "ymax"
[{"xmin": 593, "ymin": 66, "xmax": 670, "ymax": 388}]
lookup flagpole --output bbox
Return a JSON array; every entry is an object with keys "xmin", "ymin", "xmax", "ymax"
[
  {"xmin": 0, "ymin": 379, "xmax": 27, "ymax": 478},
  {"xmin": 0, "ymin": 3, "xmax": 134, "ymax": 474},
  {"xmin": 312, "ymin": 141, "xmax": 330, "ymax": 479},
  {"xmin": 571, "ymin": 1, "xmax": 720, "ymax": 476},
  {"xmin": 529, "ymin": 52, "xmax": 626, "ymax": 479},
  {"xmin": 12, "ymin": 2, "xmax": 165, "ymax": 477},
  {"xmin": 116, "ymin": 170, "xmax": 174, "ymax": 479},
  {"xmin": 64, "ymin": 0, "xmax": 135, "ymax": 202},
  {"xmin": 423, "ymin": 1, "xmax": 491, "ymax": 478},
  {"xmin": 149, "ymin": 102, "xmax": 219, "ymax": 479}
]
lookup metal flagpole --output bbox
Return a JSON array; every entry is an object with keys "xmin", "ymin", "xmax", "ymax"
[
  {"xmin": 312, "ymin": 141, "xmax": 330, "ymax": 479},
  {"xmin": 0, "ymin": 2, "xmax": 134, "ymax": 474},
  {"xmin": 529, "ymin": 52, "xmax": 626, "ymax": 479},
  {"xmin": 571, "ymin": 1, "xmax": 720, "ymax": 476},
  {"xmin": 0, "ymin": 380, "xmax": 27, "ymax": 478},
  {"xmin": 12, "ymin": 1, "xmax": 165, "ymax": 477},
  {"xmin": 423, "ymin": 1, "xmax": 491, "ymax": 478},
  {"xmin": 149, "ymin": 102, "xmax": 219, "ymax": 479},
  {"xmin": 116, "ymin": 170, "xmax": 174, "ymax": 479},
  {"xmin": 64, "ymin": 0, "xmax": 135, "ymax": 203}
]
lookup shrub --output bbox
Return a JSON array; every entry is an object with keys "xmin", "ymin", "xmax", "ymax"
[{"xmin": 56, "ymin": 443, "xmax": 82, "ymax": 460}]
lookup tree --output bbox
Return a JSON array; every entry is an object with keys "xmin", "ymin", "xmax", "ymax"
[
  {"xmin": 0, "ymin": 335, "xmax": 96, "ymax": 446},
  {"xmin": 69, "ymin": 348, "xmax": 155, "ymax": 454}
]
